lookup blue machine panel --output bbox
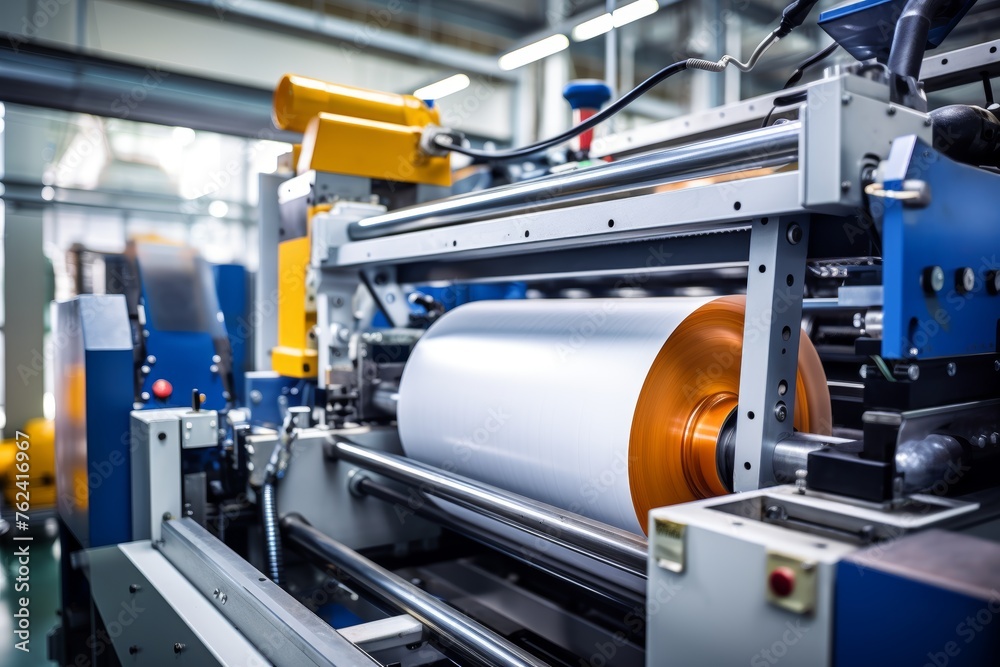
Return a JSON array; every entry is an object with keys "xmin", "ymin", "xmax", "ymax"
[
  {"xmin": 835, "ymin": 530, "xmax": 1000, "ymax": 666},
  {"xmin": 213, "ymin": 263, "xmax": 249, "ymax": 402},
  {"xmin": 54, "ymin": 295, "xmax": 135, "ymax": 547},
  {"xmin": 879, "ymin": 135, "xmax": 1000, "ymax": 359},
  {"xmin": 135, "ymin": 243, "xmax": 228, "ymax": 410},
  {"xmin": 245, "ymin": 371, "xmax": 312, "ymax": 429},
  {"xmin": 819, "ymin": 0, "xmax": 976, "ymax": 62}
]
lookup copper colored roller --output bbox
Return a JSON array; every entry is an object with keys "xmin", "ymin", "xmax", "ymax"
[{"xmin": 628, "ymin": 295, "xmax": 831, "ymax": 529}]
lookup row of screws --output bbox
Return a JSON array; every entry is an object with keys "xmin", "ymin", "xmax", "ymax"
[{"xmin": 922, "ymin": 265, "xmax": 1000, "ymax": 296}]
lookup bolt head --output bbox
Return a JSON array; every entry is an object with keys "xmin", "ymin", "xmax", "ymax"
[
  {"xmin": 786, "ymin": 224, "xmax": 803, "ymax": 245},
  {"xmin": 922, "ymin": 266, "xmax": 945, "ymax": 293},
  {"xmin": 141, "ymin": 365, "xmax": 151, "ymax": 375},
  {"xmin": 956, "ymin": 267, "xmax": 975, "ymax": 294},
  {"xmin": 774, "ymin": 402, "xmax": 788, "ymax": 422},
  {"xmin": 210, "ymin": 364, "xmax": 219, "ymax": 374},
  {"xmin": 841, "ymin": 93, "xmax": 852, "ymax": 104},
  {"xmin": 140, "ymin": 392, "xmax": 150, "ymax": 402},
  {"xmin": 909, "ymin": 347, "xmax": 920, "ymax": 357},
  {"xmin": 859, "ymin": 365, "xmax": 869, "ymax": 379},
  {"xmin": 986, "ymin": 270, "xmax": 1000, "ymax": 295},
  {"xmin": 946, "ymin": 362, "xmax": 957, "ymax": 377},
  {"xmin": 887, "ymin": 105, "xmax": 897, "ymax": 115},
  {"xmin": 907, "ymin": 365, "xmax": 920, "ymax": 381}
]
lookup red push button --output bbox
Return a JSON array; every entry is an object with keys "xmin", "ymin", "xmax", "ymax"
[
  {"xmin": 152, "ymin": 379, "xmax": 173, "ymax": 400},
  {"xmin": 769, "ymin": 566, "xmax": 796, "ymax": 598}
]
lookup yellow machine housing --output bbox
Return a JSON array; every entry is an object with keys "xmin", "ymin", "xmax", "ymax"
[
  {"xmin": 270, "ymin": 75, "xmax": 452, "ymax": 378},
  {"xmin": 271, "ymin": 206, "xmax": 324, "ymax": 379},
  {"xmin": 298, "ymin": 113, "xmax": 450, "ymax": 186},
  {"xmin": 273, "ymin": 75, "xmax": 441, "ymax": 133},
  {"xmin": 0, "ymin": 418, "xmax": 56, "ymax": 508},
  {"xmin": 273, "ymin": 74, "xmax": 451, "ymax": 186}
]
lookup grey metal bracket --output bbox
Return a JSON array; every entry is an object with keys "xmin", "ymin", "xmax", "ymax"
[
  {"xmin": 733, "ymin": 216, "xmax": 811, "ymax": 491},
  {"xmin": 362, "ymin": 267, "xmax": 411, "ymax": 328},
  {"xmin": 159, "ymin": 518, "xmax": 379, "ymax": 667}
]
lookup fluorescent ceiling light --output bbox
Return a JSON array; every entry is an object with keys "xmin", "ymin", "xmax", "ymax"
[
  {"xmin": 414, "ymin": 74, "xmax": 471, "ymax": 101},
  {"xmin": 498, "ymin": 34, "xmax": 570, "ymax": 71},
  {"xmin": 571, "ymin": 1, "xmax": 659, "ymax": 42},
  {"xmin": 613, "ymin": 0, "xmax": 659, "ymax": 27},
  {"xmin": 572, "ymin": 14, "xmax": 614, "ymax": 41}
]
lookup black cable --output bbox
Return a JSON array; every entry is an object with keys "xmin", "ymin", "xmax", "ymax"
[
  {"xmin": 782, "ymin": 42, "xmax": 840, "ymax": 90},
  {"xmin": 434, "ymin": 0, "xmax": 822, "ymax": 161},
  {"xmin": 760, "ymin": 42, "xmax": 838, "ymax": 129},
  {"xmin": 983, "ymin": 73, "xmax": 995, "ymax": 106},
  {"xmin": 760, "ymin": 91, "xmax": 808, "ymax": 128},
  {"xmin": 436, "ymin": 60, "xmax": 688, "ymax": 161},
  {"xmin": 775, "ymin": 0, "xmax": 823, "ymax": 38}
]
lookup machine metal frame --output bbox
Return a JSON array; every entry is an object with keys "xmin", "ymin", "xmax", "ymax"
[{"xmin": 311, "ymin": 72, "xmax": 931, "ymax": 497}]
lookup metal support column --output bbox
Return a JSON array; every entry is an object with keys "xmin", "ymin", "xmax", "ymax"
[
  {"xmin": 732, "ymin": 216, "xmax": 811, "ymax": 491},
  {"xmin": 316, "ymin": 271, "xmax": 360, "ymax": 389},
  {"xmin": 3, "ymin": 207, "xmax": 46, "ymax": 438},
  {"xmin": 255, "ymin": 171, "xmax": 285, "ymax": 371}
]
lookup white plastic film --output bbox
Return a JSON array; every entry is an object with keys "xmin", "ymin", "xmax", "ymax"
[{"xmin": 397, "ymin": 297, "xmax": 714, "ymax": 535}]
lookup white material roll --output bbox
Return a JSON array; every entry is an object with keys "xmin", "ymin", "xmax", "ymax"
[{"xmin": 397, "ymin": 297, "xmax": 713, "ymax": 535}]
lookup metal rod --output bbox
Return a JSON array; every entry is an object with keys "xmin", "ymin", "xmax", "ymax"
[
  {"xmin": 348, "ymin": 122, "xmax": 801, "ymax": 240},
  {"xmin": 770, "ymin": 432, "xmax": 852, "ymax": 483},
  {"xmin": 771, "ymin": 430, "xmax": 969, "ymax": 494},
  {"xmin": 354, "ymin": 475, "xmax": 645, "ymax": 608},
  {"xmin": 282, "ymin": 515, "xmax": 549, "ymax": 667},
  {"xmin": 328, "ymin": 437, "xmax": 648, "ymax": 577}
]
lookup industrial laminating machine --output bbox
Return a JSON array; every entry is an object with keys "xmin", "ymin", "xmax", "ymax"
[{"xmin": 50, "ymin": 1, "xmax": 1000, "ymax": 665}]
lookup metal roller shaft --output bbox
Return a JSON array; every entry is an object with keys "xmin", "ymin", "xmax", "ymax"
[
  {"xmin": 281, "ymin": 515, "xmax": 549, "ymax": 667},
  {"xmin": 349, "ymin": 122, "xmax": 801, "ymax": 239},
  {"xmin": 353, "ymin": 475, "xmax": 645, "ymax": 607},
  {"xmin": 766, "ymin": 431, "xmax": 967, "ymax": 494},
  {"xmin": 327, "ymin": 437, "xmax": 649, "ymax": 577}
]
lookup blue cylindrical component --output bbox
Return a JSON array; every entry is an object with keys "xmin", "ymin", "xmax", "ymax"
[{"xmin": 562, "ymin": 79, "xmax": 613, "ymax": 110}]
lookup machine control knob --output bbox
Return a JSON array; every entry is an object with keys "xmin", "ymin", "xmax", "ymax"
[
  {"xmin": 768, "ymin": 566, "xmax": 796, "ymax": 598},
  {"xmin": 152, "ymin": 379, "xmax": 173, "ymax": 400}
]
